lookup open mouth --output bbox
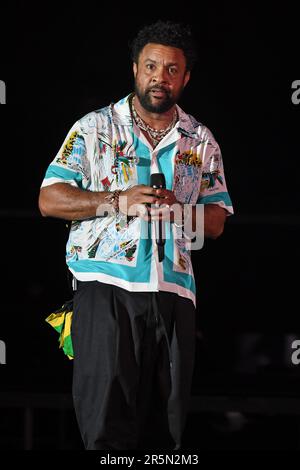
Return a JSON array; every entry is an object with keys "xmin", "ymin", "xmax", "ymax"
[{"xmin": 150, "ymin": 89, "xmax": 167, "ymax": 98}]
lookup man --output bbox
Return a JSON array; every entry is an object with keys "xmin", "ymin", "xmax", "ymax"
[{"xmin": 39, "ymin": 20, "xmax": 233, "ymax": 450}]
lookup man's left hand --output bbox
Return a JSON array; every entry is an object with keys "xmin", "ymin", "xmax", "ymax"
[{"xmin": 142, "ymin": 189, "xmax": 183, "ymax": 223}]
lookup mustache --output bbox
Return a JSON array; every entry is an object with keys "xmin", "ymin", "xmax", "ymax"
[{"xmin": 147, "ymin": 85, "xmax": 170, "ymax": 94}]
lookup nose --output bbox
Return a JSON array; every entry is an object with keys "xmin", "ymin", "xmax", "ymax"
[{"xmin": 152, "ymin": 66, "xmax": 168, "ymax": 84}]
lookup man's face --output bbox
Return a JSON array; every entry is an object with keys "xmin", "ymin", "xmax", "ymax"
[{"xmin": 133, "ymin": 43, "xmax": 190, "ymax": 113}]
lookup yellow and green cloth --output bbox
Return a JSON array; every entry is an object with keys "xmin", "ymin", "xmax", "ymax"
[{"xmin": 45, "ymin": 300, "xmax": 74, "ymax": 359}]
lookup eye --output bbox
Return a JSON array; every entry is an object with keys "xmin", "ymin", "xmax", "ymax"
[
  {"xmin": 169, "ymin": 66, "xmax": 178, "ymax": 75},
  {"xmin": 146, "ymin": 63, "xmax": 155, "ymax": 71}
]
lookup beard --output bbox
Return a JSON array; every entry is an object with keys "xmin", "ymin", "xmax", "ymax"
[{"xmin": 134, "ymin": 80, "xmax": 183, "ymax": 113}]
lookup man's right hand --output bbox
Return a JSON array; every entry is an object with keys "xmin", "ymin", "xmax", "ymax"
[
  {"xmin": 120, "ymin": 185, "xmax": 160, "ymax": 217},
  {"xmin": 38, "ymin": 182, "xmax": 161, "ymax": 221}
]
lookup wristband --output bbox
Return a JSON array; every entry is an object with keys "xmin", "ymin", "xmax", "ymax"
[{"xmin": 104, "ymin": 190, "xmax": 122, "ymax": 215}]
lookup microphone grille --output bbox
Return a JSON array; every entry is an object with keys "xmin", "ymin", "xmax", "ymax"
[{"xmin": 150, "ymin": 173, "xmax": 166, "ymax": 188}]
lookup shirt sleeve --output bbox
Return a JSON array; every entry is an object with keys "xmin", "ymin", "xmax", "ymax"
[
  {"xmin": 197, "ymin": 130, "xmax": 233, "ymax": 215},
  {"xmin": 41, "ymin": 121, "xmax": 89, "ymax": 189}
]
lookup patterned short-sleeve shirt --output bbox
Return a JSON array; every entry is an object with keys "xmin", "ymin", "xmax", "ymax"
[{"xmin": 41, "ymin": 94, "xmax": 233, "ymax": 306}]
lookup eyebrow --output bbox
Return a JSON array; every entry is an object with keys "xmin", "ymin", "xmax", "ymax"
[{"xmin": 144, "ymin": 58, "xmax": 178, "ymax": 67}]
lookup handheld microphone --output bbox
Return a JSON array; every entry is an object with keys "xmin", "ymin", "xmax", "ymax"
[{"xmin": 150, "ymin": 173, "xmax": 166, "ymax": 262}]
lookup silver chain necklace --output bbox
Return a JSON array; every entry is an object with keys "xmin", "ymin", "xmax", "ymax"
[{"xmin": 131, "ymin": 96, "xmax": 177, "ymax": 148}]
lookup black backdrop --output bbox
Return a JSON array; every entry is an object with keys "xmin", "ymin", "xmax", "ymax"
[{"xmin": 0, "ymin": 2, "xmax": 300, "ymax": 451}]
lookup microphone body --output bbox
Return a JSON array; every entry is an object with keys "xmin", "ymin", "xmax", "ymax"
[{"xmin": 150, "ymin": 173, "xmax": 166, "ymax": 262}]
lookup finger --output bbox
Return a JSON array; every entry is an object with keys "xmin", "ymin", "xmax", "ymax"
[
  {"xmin": 140, "ymin": 185, "xmax": 158, "ymax": 195},
  {"xmin": 157, "ymin": 188, "xmax": 172, "ymax": 197},
  {"xmin": 149, "ymin": 203, "xmax": 170, "ymax": 211},
  {"xmin": 140, "ymin": 196, "xmax": 161, "ymax": 205}
]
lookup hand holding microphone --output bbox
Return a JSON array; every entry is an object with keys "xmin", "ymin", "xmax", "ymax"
[
  {"xmin": 149, "ymin": 173, "xmax": 185, "ymax": 261},
  {"xmin": 150, "ymin": 174, "xmax": 166, "ymax": 262},
  {"xmin": 149, "ymin": 174, "xmax": 181, "ymax": 221},
  {"xmin": 121, "ymin": 176, "xmax": 181, "ymax": 262},
  {"xmin": 119, "ymin": 184, "xmax": 159, "ymax": 217}
]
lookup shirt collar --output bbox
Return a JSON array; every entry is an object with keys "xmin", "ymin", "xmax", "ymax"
[{"xmin": 111, "ymin": 94, "xmax": 199, "ymax": 139}]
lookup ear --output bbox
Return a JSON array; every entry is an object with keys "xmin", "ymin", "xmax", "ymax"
[
  {"xmin": 133, "ymin": 62, "xmax": 137, "ymax": 78},
  {"xmin": 183, "ymin": 70, "xmax": 190, "ymax": 88}
]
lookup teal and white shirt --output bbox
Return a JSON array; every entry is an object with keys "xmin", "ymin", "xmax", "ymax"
[{"xmin": 41, "ymin": 95, "xmax": 233, "ymax": 306}]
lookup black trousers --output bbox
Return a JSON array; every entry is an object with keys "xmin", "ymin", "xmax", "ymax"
[{"xmin": 71, "ymin": 281, "xmax": 195, "ymax": 450}]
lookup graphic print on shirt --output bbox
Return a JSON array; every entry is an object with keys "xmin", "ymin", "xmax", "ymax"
[
  {"xmin": 55, "ymin": 130, "xmax": 90, "ymax": 184},
  {"xmin": 173, "ymin": 148, "xmax": 203, "ymax": 204},
  {"xmin": 95, "ymin": 215, "xmax": 140, "ymax": 265},
  {"xmin": 200, "ymin": 153, "xmax": 224, "ymax": 192},
  {"xmin": 66, "ymin": 216, "xmax": 141, "ymax": 266},
  {"xmin": 172, "ymin": 234, "xmax": 193, "ymax": 274},
  {"xmin": 111, "ymin": 140, "xmax": 139, "ymax": 188}
]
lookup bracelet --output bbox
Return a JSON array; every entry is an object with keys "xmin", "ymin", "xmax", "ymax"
[{"xmin": 104, "ymin": 189, "xmax": 122, "ymax": 215}]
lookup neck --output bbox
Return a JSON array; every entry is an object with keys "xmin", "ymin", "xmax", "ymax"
[{"xmin": 133, "ymin": 95, "xmax": 176, "ymax": 130}]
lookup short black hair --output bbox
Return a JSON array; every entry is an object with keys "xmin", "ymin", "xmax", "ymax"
[{"xmin": 130, "ymin": 20, "xmax": 198, "ymax": 71}]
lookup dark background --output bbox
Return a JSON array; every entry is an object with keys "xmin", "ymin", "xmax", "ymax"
[{"xmin": 0, "ymin": 2, "xmax": 300, "ymax": 451}]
